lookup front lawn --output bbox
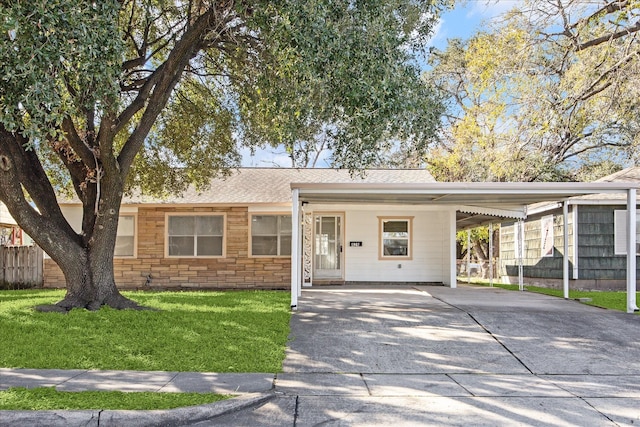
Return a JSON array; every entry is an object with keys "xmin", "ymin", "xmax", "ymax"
[
  {"xmin": 0, "ymin": 289, "xmax": 291, "ymax": 372},
  {"xmin": 0, "ymin": 387, "xmax": 228, "ymax": 410}
]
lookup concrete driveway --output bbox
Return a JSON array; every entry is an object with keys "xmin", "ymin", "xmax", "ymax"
[{"xmin": 211, "ymin": 284, "xmax": 640, "ymax": 426}]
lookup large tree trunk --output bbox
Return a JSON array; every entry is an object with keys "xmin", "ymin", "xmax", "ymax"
[
  {"xmin": 0, "ymin": 127, "xmax": 146, "ymax": 311},
  {"xmin": 50, "ymin": 249, "xmax": 144, "ymax": 312},
  {"xmin": 40, "ymin": 169, "xmax": 148, "ymax": 312}
]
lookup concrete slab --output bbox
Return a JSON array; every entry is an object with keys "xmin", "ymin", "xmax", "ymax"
[
  {"xmin": 160, "ymin": 372, "xmax": 275, "ymax": 394},
  {"xmin": 191, "ymin": 395, "xmax": 297, "ymax": 427},
  {"xmin": 0, "ymin": 393, "xmax": 274, "ymax": 427},
  {"xmin": 275, "ymin": 373, "xmax": 368, "ymax": 396},
  {"xmin": 56, "ymin": 370, "xmax": 178, "ymax": 392},
  {"xmin": 448, "ymin": 374, "xmax": 574, "ymax": 397},
  {"xmin": 540, "ymin": 375, "xmax": 640, "ymax": 398},
  {"xmin": 0, "ymin": 410, "xmax": 100, "ymax": 427},
  {"xmin": 294, "ymin": 395, "xmax": 614, "ymax": 427},
  {"xmin": 425, "ymin": 285, "xmax": 595, "ymax": 313},
  {"xmin": 0, "ymin": 368, "xmax": 86, "ymax": 390},
  {"xmin": 363, "ymin": 373, "xmax": 469, "ymax": 397},
  {"xmin": 427, "ymin": 285, "xmax": 640, "ymax": 376},
  {"xmin": 584, "ymin": 398, "xmax": 640, "ymax": 426},
  {"xmin": 285, "ymin": 287, "xmax": 530, "ymax": 375},
  {"xmin": 470, "ymin": 310, "xmax": 640, "ymax": 375}
]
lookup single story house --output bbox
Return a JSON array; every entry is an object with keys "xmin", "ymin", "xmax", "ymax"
[
  {"xmin": 499, "ymin": 167, "xmax": 640, "ymax": 291},
  {"xmin": 44, "ymin": 168, "xmax": 639, "ymax": 311},
  {"xmin": 46, "ymin": 168, "xmax": 443, "ymax": 290}
]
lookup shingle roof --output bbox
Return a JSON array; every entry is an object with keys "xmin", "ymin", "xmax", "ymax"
[
  {"xmin": 571, "ymin": 167, "xmax": 640, "ymax": 202},
  {"xmin": 595, "ymin": 166, "xmax": 640, "ymax": 184},
  {"xmin": 123, "ymin": 168, "xmax": 436, "ymax": 205}
]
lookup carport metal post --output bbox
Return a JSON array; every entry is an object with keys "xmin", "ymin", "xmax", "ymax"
[
  {"xmin": 627, "ymin": 188, "xmax": 638, "ymax": 313},
  {"xmin": 518, "ymin": 219, "xmax": 524, "ymax": 291},
  {"xmin": 563, "ymin": 201, "xmax": 569, "ymax": 299},
  {"xmin": 467, "ymin": 229, "xmax": 471, "ymax": 284},
  {"xmin": 449, "ymin": 209, "xmax": 457, "ymax": 288},
  {"xmin": 489, "ymin": 223, "xmax": 493, "ymax": 287},
  {"xmin": 291, "ymin": 188, "xmax": 300, "ymax": 310}
]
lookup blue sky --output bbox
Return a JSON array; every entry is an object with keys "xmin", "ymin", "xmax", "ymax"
[
  {"xmin": 429, "ymin": 0, "xmax": 516, "ymax": 49},
  {"xmin": 240, "ymin": 0, "xmax": 516, "ymax": 167}
]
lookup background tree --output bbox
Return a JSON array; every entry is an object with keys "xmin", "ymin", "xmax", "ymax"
[
  {"xmin": 0, "ymin": 0, "xmax": 449, "ymax": 311},
  {"xmin": 425, "ymin": 0, "xmax": 640, "ymax": 182}
]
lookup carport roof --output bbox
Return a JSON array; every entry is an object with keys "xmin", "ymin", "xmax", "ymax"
[{"xmin": 291, "ymin": 181, "xmax": 640, "ymax": 229}]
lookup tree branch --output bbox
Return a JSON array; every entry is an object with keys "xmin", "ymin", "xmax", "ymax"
[
  {"xmin": 574, "ymin": 49, "xmax": 639, "ymax": 101},
  {"xmin": 0, "ymin": 126, "xmax": 78, "ymax": 236},
  {"xmin": 568, "ymin": 0, "xmax": 633, "ymax": 31},
  {"xmin": 576, "ymin": 20, "xmax": 640, "ymax": 51},
  {"xmin": 117, "ymin": 6, "xmax": 232, "ymax": 174},
  {"xmin": 61, "ymin": 117, "xmax": 96, "ymax": 168}
]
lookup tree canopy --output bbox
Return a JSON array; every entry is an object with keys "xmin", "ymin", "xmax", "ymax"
[
  {"xmin": 425, "ymin": 0, "xmax": 640, "ymax": 182},
  {"xmin": 0, "ymin": 0, "xmax": 449, "ymax": 310}
]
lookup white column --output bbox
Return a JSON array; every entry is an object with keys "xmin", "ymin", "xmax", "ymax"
[
  {"xmin": 563, "ymin": 201, "xmax": 569, "ymax": 299},
  {"xmin": 291, "ymin": 189, "xmax": 300, "ymax": 310},
  {"xmin": 467, "ymin": 229, "xmax": 471, "ymax": 284},
  {"xmin": 627, "ymin": 188, "xmax": 638, "ymax": 313},
  {"xmin": 518, "ymin": 220, "xmax": 524, "ymax": 291},
  {"xmin": 489, "ymin": 222, "xmax": 494, "ymax": 287},
  {"xmin": 449, "ymin": 209, "xmax": 457, "ymax": 288},
  {"xmin": 297, "ymin": 205, "xmax": 303, "ymax": 298},
  {"xmin": 572, "ymin": 204, "xmax": 579, "ymax": 280}
]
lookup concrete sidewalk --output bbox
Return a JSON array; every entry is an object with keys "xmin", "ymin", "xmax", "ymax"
[
  {"xmin": 3, "ymin": 284, "xmax": 640, "ymax": 426},
  {"xmin": 0, "ymin": 370, "xmax": 276, "ymax": 426},
  {"xmin": 0, "ymin": 369, "xmax": 274, "ymax": 394}
]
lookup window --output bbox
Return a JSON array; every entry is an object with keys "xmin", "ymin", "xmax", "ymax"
[
  {"xmin": 614, "ymin": 210, "xmax": 640, "ymax": 255},
  {"xmin": 379, "ymin": 217, "xmax": 413, "ymax": 259},
  {"xmin": 251, "ymin": 215, "xmax": 292, "ymax": 256},
  {"xmin": 114, "ymin": 215, "xmax": 135, "ymax": 257},
  {"xmin": 167, "ymin": 214, "xmax": 224, "ymax": 257},
  {"xmin": 540, "ymin": 215, "xmax": 554, "ymax": 257}
]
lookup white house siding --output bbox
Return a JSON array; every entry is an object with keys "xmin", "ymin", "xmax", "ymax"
[
  {"xmin": 0, "ymin": 203, "xmax": 17, "ymax": 226},
  {"xmin": 309, "ymin": 205, "xmax": 451, "ymax": 283}
]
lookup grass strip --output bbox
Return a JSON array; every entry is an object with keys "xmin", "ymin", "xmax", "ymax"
[
  {"xmin": 0, "ymin": 387, "xmax": 228, "ymax": 410},
  {"xmin": 458, "ymin": 277, "xmax": 638, "ymax": 312},
  {"xmin": 0, "ymin": 290, "xmax": 291, "ymax": 372}
]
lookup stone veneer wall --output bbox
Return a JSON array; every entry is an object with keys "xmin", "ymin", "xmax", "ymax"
[{"xmin": 43, "ymin": 206, "xmax": 291, "ymax": 290}]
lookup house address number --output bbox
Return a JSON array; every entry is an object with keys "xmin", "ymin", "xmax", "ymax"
[{"xmin": 349, "ymin": 241, "xmax": 363, "ymax": 247}]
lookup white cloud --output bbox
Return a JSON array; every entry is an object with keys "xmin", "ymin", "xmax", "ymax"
[{"xmin": 467, "ymin": 0, "xmax": 518, "ymax": 20}]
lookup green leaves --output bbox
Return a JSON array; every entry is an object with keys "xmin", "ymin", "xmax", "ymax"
[
  {"xmin": 235, "ymin": 0, "xmax": 448, "ymax": 169},
  {"xmin": 0, "ymin": 0, "xmax": 122, "ymax": 143},
  {"xmin": 426, "ymin": 0, "xmax": 640, "ymax": 182}
]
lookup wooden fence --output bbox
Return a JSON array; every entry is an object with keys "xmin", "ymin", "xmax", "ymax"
[{"xmin": 0, "ymin": 245, "xmax": 43, "ymax": 286}]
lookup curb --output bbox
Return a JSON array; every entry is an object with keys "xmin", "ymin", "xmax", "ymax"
[{"xmin": 0, "ymin": 392, "xmax": 275, "ymax": 427}]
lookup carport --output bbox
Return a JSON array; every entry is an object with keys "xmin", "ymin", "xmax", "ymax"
[{"xmin": 290, "ymin": 181, "xmax": 639, "ymax": 312}]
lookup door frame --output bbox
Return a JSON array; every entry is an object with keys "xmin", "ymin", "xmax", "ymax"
[{"xmin": 312, "ymin": 212, "xmax": 345, "ymax": 281}]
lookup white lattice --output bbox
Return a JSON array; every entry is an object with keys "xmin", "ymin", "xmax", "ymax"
[{"xmin": 303, "ymin": 211, "xmax": 313, "ymax": 283}]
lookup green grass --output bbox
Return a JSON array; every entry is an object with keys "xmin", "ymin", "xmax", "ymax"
[
  {"xmin": 0, "ymin": 289, "xmax": 291, "ymax": 372},
  {"xmin": 0, "ymin": 387, "xmax": 228, "ymax": 410},
  {"xmin": 459, "ymin": 277, "xmax": 638, "ymax": 312},
  {"xmin": 0, "ymin": 290, "xmax": 290, "ymax": 410}
]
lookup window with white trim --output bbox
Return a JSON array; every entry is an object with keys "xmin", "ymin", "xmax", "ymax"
[
  {"xmin": 167, "ymin": 214, "xmax": 224, "ymax": 257},
  {"xmin": 114, "ymin": 215, "xmax": 135, "ymax": 257},
  {"xmin": 614, "ymin": 210, "xmax": 640, "ymax": 255},
  {"xmin": 251, "ymin": 215, "xmax": 291, "ymax": 256},
  {"xmin": 379, "ymin": 217, "xmax": 413, "ymax": 259}
]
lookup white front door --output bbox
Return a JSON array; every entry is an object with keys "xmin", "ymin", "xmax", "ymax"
[{"xmin": 313, "ymin": 214, "xmax": 344, "ymax": 279}]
